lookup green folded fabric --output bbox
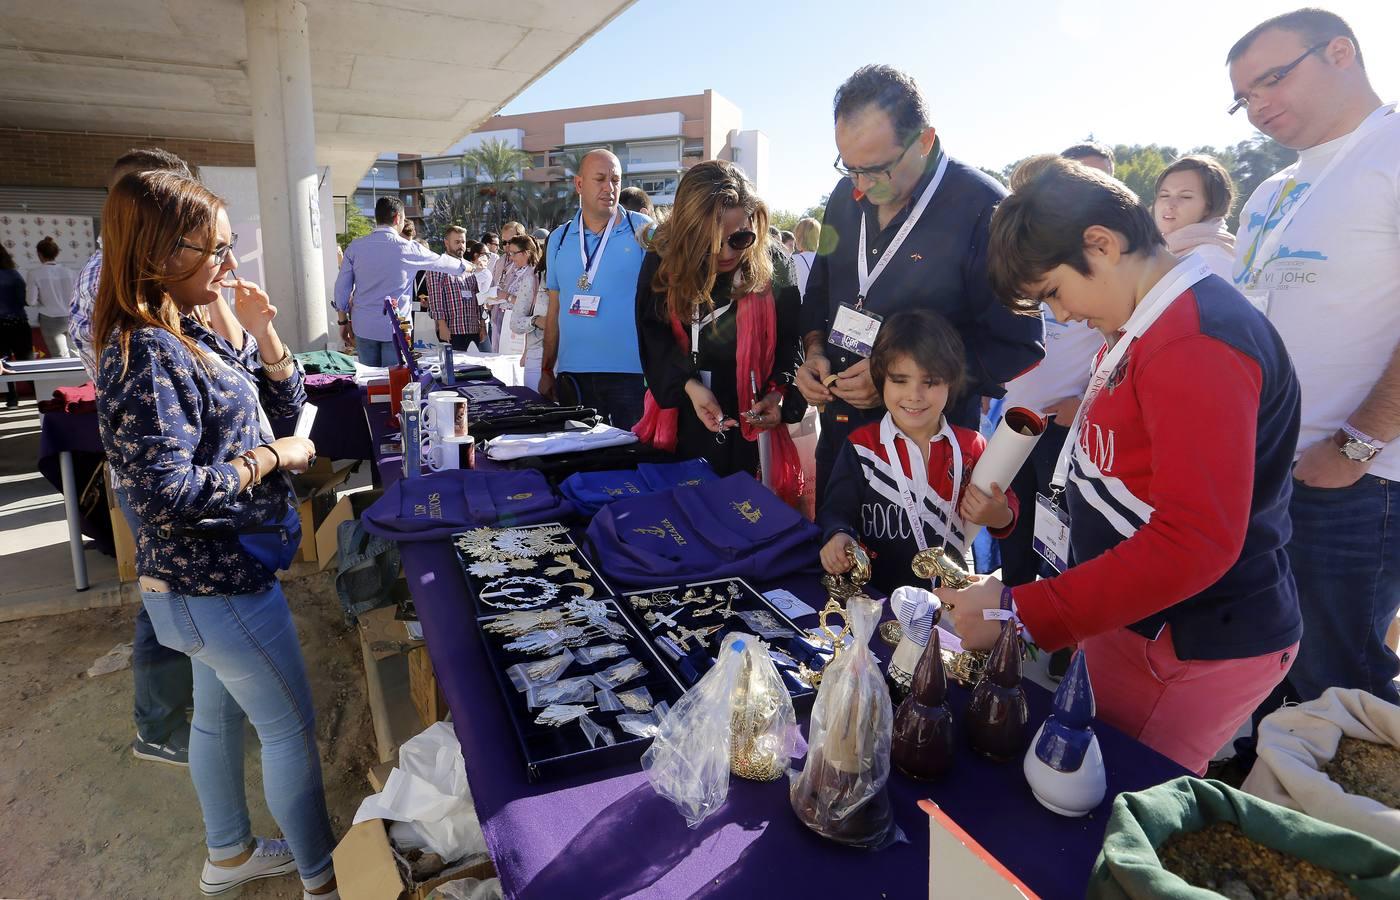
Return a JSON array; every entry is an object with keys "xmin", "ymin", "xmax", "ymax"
[
  {"xmin": 1088, "ymin": 776, "xmax": 1400, "ymax": 899},
  {"xmin": 294, "ymin": 349, "xmax": 359, "ymax": 375}
]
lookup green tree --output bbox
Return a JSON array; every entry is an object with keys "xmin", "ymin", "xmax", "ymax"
[
  {"xmin": 1224, "ymin": 136, "xmax": 1296, "ymax": 231},
  {"xmin": 337, "ymin": 199, "xmax": 373, "ymax": 250},
  {"xmin": 460, "ymin": 139, "xmax": 533, "ymax": 233},
  {"xmin": 1110, "ymin": 143, "xmax": 1179, "ymax": 205},
  {"xmin": 978, "ymin": 166, "xmax": 1008, "ymax": 187},
  {"xmin": 769, "ymin": 209, "xmax": 801, "ymax": 232}
]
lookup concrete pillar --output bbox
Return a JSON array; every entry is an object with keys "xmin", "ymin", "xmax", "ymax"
[{"xmin": 244, "ymin": 0, "xmax": 327, "ymax": 351}]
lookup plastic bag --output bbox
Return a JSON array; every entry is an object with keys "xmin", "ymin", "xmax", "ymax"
[
  {"xmin": 353, "ymin": 721, "xmax": 490, "ymax": 863},
  {"xmin": 574, "ymin": 642, "xmax": 628, "ymax": 665},
  {"xmin": 789, "ymin": 595, "xmax": 903, "ymax": 849},
  {"xmin": 730, "ymin": 635, "xmax": 802, "ymax": 782},
  {"xmin": 642, "ymin": 633, "xmax": 799, "ymax": 826},
  {"xmin": 524, "ymin": 676, "xmax": 595, "ymax": 709},
  {"xmin": 506, "ymin": 650, "xmax": 575, "ymax": 691}
]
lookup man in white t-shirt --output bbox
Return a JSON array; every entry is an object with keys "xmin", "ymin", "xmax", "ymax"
[{"xmin": 1229, "ymin": 8, "xmax": 1400, "ymax": 705}]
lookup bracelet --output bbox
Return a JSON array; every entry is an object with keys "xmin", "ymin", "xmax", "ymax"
[
  {"xmin": 261, "ymin": 443, "xmax": 281, "ymax": 472},
  {"xmin": 237, "ymin": 448, "xmax": 261, "ymax": 489},
  {"xmin": 337, "ymin": 317, "xmax": 348, "ymax": 325},
  {"xmin": 262, "ymin": 348, "xmax": 295, "ymax": 376}
]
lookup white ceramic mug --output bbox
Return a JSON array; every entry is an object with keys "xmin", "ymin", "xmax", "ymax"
[{"xmin": 423, "ymin": 391, "xmax": 469, "ymax": 440}]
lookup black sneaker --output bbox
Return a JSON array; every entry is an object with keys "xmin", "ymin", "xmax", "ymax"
[{"xmin": 131, "ymin": 731, "xmax": 189, "ymax": 766}]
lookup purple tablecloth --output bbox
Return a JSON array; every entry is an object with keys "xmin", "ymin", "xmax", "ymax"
[
  {"xmin": 38, "ymin": 382, "xmax": 373, "ymax": 464},
  {"xmin": 399, "ymin": 543, "xmax": 1187, "ymax": 900},
  {"xmin": 368, "ymin": 393, "xmax": 1189, "ymax": 900},
  {"xmin": 38, "ymin": 410, "xmax": 111, "ymax": 550}
]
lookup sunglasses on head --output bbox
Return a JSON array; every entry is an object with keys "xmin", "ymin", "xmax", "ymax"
[{"xmin": 724, "ymin": 229, "xmax": 757, "ymax": 252}]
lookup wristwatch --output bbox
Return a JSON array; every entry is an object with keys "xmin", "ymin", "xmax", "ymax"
[
  {"xmin": 1333, "ymin": 424, "xmax": 1384, "ymax": 462},
  {"xmin": 263, "ymin": 348, "xmax": 296, "ymax": 376}
]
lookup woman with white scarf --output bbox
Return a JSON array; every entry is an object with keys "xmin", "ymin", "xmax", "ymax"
[{"xmin": 1152, "ymin": 155, "xmax": 1237, "ymax": 280}]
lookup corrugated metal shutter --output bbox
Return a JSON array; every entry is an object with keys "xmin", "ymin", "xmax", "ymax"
[{"xmin": 0, "ymin": 186, "xmax": 106, "ymax": 217}]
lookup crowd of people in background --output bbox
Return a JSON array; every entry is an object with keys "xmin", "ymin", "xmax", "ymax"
[{"xmin": 0, "ymin": 5, "xmax": 1395, "ymax": 897}]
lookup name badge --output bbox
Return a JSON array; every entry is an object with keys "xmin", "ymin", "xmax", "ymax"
[
  {"xmin": 828, "ymin": 303, "xmax": 883, "ymax": 358},
  {"xmin": 698, "ymin": 370, "xmax": 713, "ymax": 390},
  {"xmin": 569, "ymin": 294, "xmax": 602, "ymax": 317},
  {"xmin": 461, "ymin": 289, "xmax": 472, "ymax": 300},
  {"xmin": 1032, "ymin": 493, "xmax": 1071, "ymax": 574}
]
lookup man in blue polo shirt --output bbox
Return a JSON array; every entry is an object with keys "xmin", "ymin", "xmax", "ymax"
[{"xmin": 541, "ymin": 149, "xmax": 652, "ymax": 429}]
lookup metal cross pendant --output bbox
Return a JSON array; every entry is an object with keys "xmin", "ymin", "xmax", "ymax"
[
  {"xmin": 577, "ymin": 275, "xmax": 590, "ymax": 290},
  {"xmin": 647, "ymin": 609, "xmax": 680, "ymax": 632}
]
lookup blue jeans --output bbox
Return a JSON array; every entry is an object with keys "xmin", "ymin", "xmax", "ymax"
[
  {"xmin": 140, "ymin": 583, "xmax": 334, "ymax": 880},
  {"xmin": 115, "ymin": 486, "xmax": 193, "ymax": 744},
  {"xmin": 1286, "ymin": 475, "xmax": 1400, "ymax": 704},
  {"xmin": 355, "ymin": 337, "xmax": 398, "ymax": 367},
  {"xmin": 557, "ymin": 371, "xmax": 646, "ymax": 431}
]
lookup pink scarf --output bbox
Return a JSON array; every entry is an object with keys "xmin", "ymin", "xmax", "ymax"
[
  {"xmin": 634, "ymin": 290, "xmax": 806, "ymax": 507},
  {"xmin": 1164, "ymin": 217, "xmax": 1235, "ymax": 257}
]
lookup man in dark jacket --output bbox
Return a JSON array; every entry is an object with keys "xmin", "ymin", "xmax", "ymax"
[{"xmin": 796, "ymin": 65, "xmax": 1044, "ymax": 497}]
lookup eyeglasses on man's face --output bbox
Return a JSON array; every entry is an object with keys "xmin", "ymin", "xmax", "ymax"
[
  {"xmin": 833, "ymin": 135, "xmax": 918, "ymax": 183},
  {"xmin": 1228, "ymin": 41, "xmax": 1330, "ymax": 115},
  {"xmin": 178, "ymin": 233, "xmax": 239, "ymax": 266}
]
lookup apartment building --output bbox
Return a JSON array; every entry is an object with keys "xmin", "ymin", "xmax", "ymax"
[{"xmin": 351, "ymin": 89, "xmax": 769, "ymax": 227}]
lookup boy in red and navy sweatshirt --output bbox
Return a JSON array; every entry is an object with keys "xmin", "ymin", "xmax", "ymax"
[
  {"xmin": 818, "ymin": 310, "xmax": 1018, "ymax": 595},
  {"xmin": 940, "ymin": 157, "xmax": 1301, "ymax": 774}
]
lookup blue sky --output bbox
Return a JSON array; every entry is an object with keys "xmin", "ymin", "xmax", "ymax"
[{"xmin": 501, "ymin": 0, "xmax": 1399, "ymax": 212}]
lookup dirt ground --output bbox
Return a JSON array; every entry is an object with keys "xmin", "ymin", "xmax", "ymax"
[{"xmin": 0, "ymin": 569, "xmax": 378, "ymax": 900}]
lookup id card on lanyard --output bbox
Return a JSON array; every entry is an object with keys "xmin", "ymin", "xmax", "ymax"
[
  {"xmin": 568, "ymin": 209, "xmax": 617, "ymax": 315},
  {"xmin": 1034, "ymin": 257, "xmax": 1213, "ymax": 572},
  {"xmin": 691, "ymin": 302, "xmax": 733, "ymax": 390},
  {"xmin": 828, "ymin": 153, "xmax": 949, "ymax": 358},
  {"xmin": 880, "ymin": 414, "xmax": 963, "ymax": 590},
  {"xmin": 1240, "ymin": 103, "xmax": 1396, "ymax": 317}
]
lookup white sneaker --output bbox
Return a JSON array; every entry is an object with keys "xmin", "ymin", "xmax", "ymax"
[{"xmin": 198, "ymin": 837, "xmax": 298, "ymax": 895}]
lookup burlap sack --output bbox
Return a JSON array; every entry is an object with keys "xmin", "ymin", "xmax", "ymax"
[{"xmin": 1243, "ymin": 687, "xmax": 1400, "ymax": 849}]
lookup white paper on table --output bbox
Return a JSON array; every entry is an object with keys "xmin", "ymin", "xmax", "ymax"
[
  {"xmin": 764, "ymin": 589, "xmax": 817, "ymax": 621},
  {"xmin": 459, "ymin": 384, "xmax": 513, "ymax": 402},
  {"xmin": 293, "ymin": 402, "xmax": 318, "ymax": 439}
]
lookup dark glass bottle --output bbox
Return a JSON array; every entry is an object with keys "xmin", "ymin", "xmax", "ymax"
[
  {"xmin": 965, "ymin": 620, "xmax": 1029, "ymax": 762},
  {"xmin": 891, "ymin": 627, "xmax": 956, "ymax": 779}
]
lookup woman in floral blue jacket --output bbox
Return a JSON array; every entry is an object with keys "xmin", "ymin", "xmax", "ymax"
[{"xmin": 93, "ymin": 170, "xmax": 338, "ymax": 900}]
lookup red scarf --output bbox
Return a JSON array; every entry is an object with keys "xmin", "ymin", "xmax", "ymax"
[{"xmin": 634, "ymin": 290, "xmax": 806, "ymax": 507}]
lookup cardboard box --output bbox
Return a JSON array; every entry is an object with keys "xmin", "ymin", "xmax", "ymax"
[
  {"xmin": 291, "ymin": 459, "xmax": 355, "ymax": 563},
  {"xmin": 358, "ymin": 604, "xmax": 426, "ymax": 763},
  {"xmin": 315, "ymin": 488, "xmax": 383, "ymax": 572},
  {"xmin": 333, "ymin": 818, "xmax": 494, "ymax": 900},
  {"xmin": 921, "ymin": 799, "xmax": 1039, "ymax": 899}
]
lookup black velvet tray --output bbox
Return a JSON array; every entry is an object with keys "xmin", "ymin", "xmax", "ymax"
[
  {"xmin": 451, "ymin": 522, "xmax": 613, "ymax": 614},
  {"xmin": 615, "ymin": 577, "xmax": 832, "ymax": 712},
  {"xmin": 477, "ymin": 599, "xmax": 685, "ymax": 782}
]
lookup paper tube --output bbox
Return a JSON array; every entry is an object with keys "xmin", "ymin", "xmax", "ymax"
[{"xmin": 964, "ymin": 407, "xmax": 1047, "ymax": 546}]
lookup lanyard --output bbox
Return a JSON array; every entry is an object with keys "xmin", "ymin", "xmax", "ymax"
[
  {"xmin": 1245, "ymin": 103, "xmax": 1395, "ymax": 291},
  {"xmin": 576, "ymin": 209, "xmax": 618, "ymax": 290},
  {"xmin": 690, "ymin": 301, "xmax": 733, "ymax": 365},
  {"xmin": 855, "ymin": 152, "xmax": 948, "ymax": 308},
  {"xmin": 1050, "ymin": 257, "xmax": 1212, "ymax": 494},
  {"xmin": 879, "ymin": 413, "xmax": 965, "ymax": 571}
]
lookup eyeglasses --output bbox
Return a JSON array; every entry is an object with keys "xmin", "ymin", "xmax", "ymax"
[
  {"xmin": 833, "ymin": 136, "xmax": 917, "ymax": 183},
  {"xmin": 724, "ymin": 229, "xmax": 757, "ymax": 252},
  {"xmin": 1228, "ymin": 42, "xmax": 1329, "ymax": 115},
  {"xmin": 177, "ymin": 233, "xmax": 239, "ymax": 266}
]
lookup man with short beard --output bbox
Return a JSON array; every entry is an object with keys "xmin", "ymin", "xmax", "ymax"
[{"xmin": 425, "ymin": 225, "xmax": 487, "ymax": 351}]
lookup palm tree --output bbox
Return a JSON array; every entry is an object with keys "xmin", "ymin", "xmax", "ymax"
[{"xmin": 460, "ymin": 139, "xmax": 532, "ymax": 232}]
